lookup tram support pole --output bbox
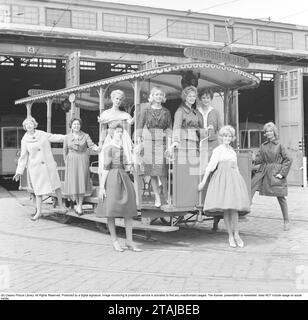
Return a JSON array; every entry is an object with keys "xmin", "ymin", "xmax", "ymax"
[
  {"xmin": 46, "ymin": 98, "xmax": 52, "ymax": 133},
  {"xmin": 132, "ymin": 79, "xmax": 142, "ymax": 210},
  {"xmin": 26, "ymin": 102, "xmax": 33, "ymax": 117}
]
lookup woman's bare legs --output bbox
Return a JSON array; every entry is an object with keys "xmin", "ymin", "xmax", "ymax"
[
  {"xmin": 151, "ymin": 176, "xmax": 161, "ymax": 207},
  {"xmin": 231, "ymin": 210, "xmax": 244, "ymax": 247},
  {"xmin": 160, "ymin": 176, "xmax": 168, "ymax": 203},
  {"xmin": 107, "ymin": 217, "xmax": 123, "ymax": 252},
  {"xmin": 224, "ymin": 210, "xmax": 236, "ymax": 247},
  {"xmin": 32, "ymin": 195, "xmax": 42, "ymax": 220},
  {"xmin": 55, "ymin": 188, "xmax": 67, "ymax": 212},
  {"xmin": 124, "ymin": 217, "xmax": 142, "ymax": 251}
]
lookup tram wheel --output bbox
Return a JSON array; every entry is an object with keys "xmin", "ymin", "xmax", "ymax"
[
  {"xmin": 56, "ymin": 213, "xmax": 72, "ymax": 224},
  {"xmin": 95, "ymin": 222, "xmax": 110, "ymax": 234},
  {"xmin": 160, "ymin": 216, "xmax": 183, "ymax": 226},
  {"xmin": 183, "ymin": 211, "xmax": 198, "ymax": 228}
]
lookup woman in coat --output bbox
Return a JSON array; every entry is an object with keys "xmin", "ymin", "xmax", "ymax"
[
  {"xmin": 251, "ymin": 122, "xmax": 292, "ymax": 231},
  {"xmin": 13, "ymin": 117, "xmax": 67, "ymax": 220},
  {"xmin": 63, "ymin": 118, "xmax": 100, "ymax": 215}
]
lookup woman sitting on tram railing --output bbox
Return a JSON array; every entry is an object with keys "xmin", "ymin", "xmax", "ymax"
[
  {"xmin": 13, "ymin": 116, "xmax": 67, "ymax": 220},
  {"xmin": 98, "ymin": 89, "xmax": 134, "ymax": 166},
  {"xmin": 63, "ymin": 118, "xmax": 100, "ymax": 216},
  {"xmin": 98, "ymin": 124, "xmax": 141, "ymax": 252},
  {"xmin": 136, "ymin": 86, "xmax": 172, "ymax": 207}
]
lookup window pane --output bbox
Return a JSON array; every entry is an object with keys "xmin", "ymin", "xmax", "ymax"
[
  {"xmin": 3, "ymin": 128, "xmax": 17, "ymax": 148},
  {"xmin": 72, "ymin": 10, "xmax": 97, "ymax": 30},
  {"xmin": 250, "ymin": 131, "xmax": 260, "ymax": 148},
  {"xmin": 306, "ymin": 35, "xmax": 308, "ymax": 51},
  {"xmin": 0, "ymin": 4, "xmax": 10, "ymax": 23},
  {"xmin": 275, "ymin": 32, "xmax": 293, "ymax": 49},
  {"xmin": 233, "ymin": 27, "xmax": 253, "ymax": 44},
  {"xmin": 12, "ymin": 5, "xmax": 39, "ymax": 25},
  {"xmin": 214, "ymin": 26, "xmax": 231, "ymax": 43},
  {"xmin": 46, "ymin": 8, "xmax": 71, "ymax": 28},
  {"xmin": 290, "ymin": 71, "xmax": 298, "ymax": 96},
  {"xmin": 257, "ymin": 30, "xmax": 275, "ymax": 47},
  {"xmin": 127, "ymin": 16, "xmax": 149, "ymax": 35},
  {"xmin": 240, "ymin": 131, "xmax": 248, "ymax": 149},
  {"xmin": 168, "ymin": 20, "xmax": 209, "ymax": 41},
  {"xmin": 103, "ymin": 13, "xmax": 126, "ymax": 33},
  {"xmin": 17, "ymin": 128, "xmax": 24, "ymax": 148}
]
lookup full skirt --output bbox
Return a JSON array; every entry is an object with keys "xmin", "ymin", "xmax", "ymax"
[
  {"xmin": 97, "ymin": 168, "xmax": 137, "ymax": 218},
  {"xmin": 203, "ymin": 161, "xmax": 251, "ymax": 215},
  {"xmin": 63, "ymin": 151, "xmax": 92, "ymax": 196}
]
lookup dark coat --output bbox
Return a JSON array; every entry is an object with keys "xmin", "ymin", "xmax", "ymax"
[{"xmin": 251, "ymin": 139, "xmax": 292, "ymax": 197}]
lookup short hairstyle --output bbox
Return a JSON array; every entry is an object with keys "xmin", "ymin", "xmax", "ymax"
[
  {"xmin": 219, "ymin": 125, "xmax": 236, "ymax": 141},
  {"xmin": 181, "ymin": 85, "xmax": 197, "ymax": 102},
  {"xmin": 110, "ymin": 89, "xmax": 125, "ymax": 101},
  {"xmin": 199, "ymin": 88, "xmax": 214, "ymax": 100},
  {"xmin": 148, "ymin": 86, "xmax": 167, "ymax": 103},
  {"xmin": 263, "ymin": 122, "xmax": 279, "ymax": 139},
  {"xmin": 69, "ymin": 117, "xmax": 83, "ymax": 129},
  {"xmin": 22, "ymin": 117, "xmax": 38, "ymax": 130}
]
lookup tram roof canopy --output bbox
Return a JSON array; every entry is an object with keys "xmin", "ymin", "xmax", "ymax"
[{"xmin": 15, "ymin": 62, "xmax": 260, "ymax": 108}]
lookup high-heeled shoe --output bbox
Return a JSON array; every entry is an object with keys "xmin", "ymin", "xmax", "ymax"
[
  {"xmin": 112, "ymin": 241, "xmax": 124, "ymax": 252},
  {"xmin": 31, "ymin": 209, "xmax": 37, "ymax": 218},
  {"xmin": 31, "ymin": 213, "xmax": 41, "ymax": 221},
  {"xmin": 228, "ymin": 237, "xmax": 237, "ymax": 248},
  {"xmin": 234, "ymin": 235, "xmax": 244, "ymax": 248},
  {"xmin": 125, "ymin": 242, "xmax": 142, "ymax": 252}
]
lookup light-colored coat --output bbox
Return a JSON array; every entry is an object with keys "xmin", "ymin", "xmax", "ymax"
[{"xmin": 16, "ymin": 130, "xmax": 65, "ymax": 196}]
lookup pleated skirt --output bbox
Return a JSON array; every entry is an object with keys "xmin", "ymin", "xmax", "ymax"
[
  {"xmin": 63, "ymin": 151, "xmax": 92, "ymax": 196},
  {"xmin": 203, "ymin": 161, "xmax": 251, "ymax": 215}
]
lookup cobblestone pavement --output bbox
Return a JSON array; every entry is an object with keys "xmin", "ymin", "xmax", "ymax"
[{"xmin": 0, "ymin": 186, "xmax": 308, "ymax": 294}]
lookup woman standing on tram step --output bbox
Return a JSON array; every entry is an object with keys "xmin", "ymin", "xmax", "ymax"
[
  {"xmin": 198, "ymin": 125, "xmax": 251, "ymax": 248},
  {"xmin": 63, "ymin": 118, "xmax": 100, "ymax": 216},
  {"xmin": 136, "ymin": 87, "xmax": 172, "ymax": 207},
  {"xmin": 197, "ymin": 88, "xmax": 223, "ymax": 160},
  {"xmin": 98, "ymin": 89, "xmax": 134, "ymax": 167},
  {"xmin": 251, "ymin": 122, "xmax": 292, "ymax": 231},
  {"xmin": 169, "ymin": 85, "xmax": 204, "ymax": 152},
  {"xmin": 13, "ymin": 117, "xmax": 67, "ymax": 221},
  {"xmin": 98, "ymin": 124, "xmax": 142, "ymax": 252}
]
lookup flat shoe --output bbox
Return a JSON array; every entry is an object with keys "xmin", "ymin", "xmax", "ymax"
[
  {"xmin": 125, "ymin": 243, "xmax": 142, "ymax": 252},
  {"xmin": 283, "ymin": 222, "xmax": 290, "ymax": 231}
]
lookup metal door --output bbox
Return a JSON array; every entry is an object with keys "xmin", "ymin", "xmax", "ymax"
[{"xmin": 275, "ymin": 69, "xmax": 304, "ymax": 186}]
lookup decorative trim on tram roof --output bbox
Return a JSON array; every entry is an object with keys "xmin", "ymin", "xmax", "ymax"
[{"xmin": 15, "ymin": 62, "xmax": 260, "ymax": 105}]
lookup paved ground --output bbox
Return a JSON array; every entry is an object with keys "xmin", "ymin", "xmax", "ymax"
[{"xmin": 0, "ymin": 185, "xmax": 308, "ymax": 294}]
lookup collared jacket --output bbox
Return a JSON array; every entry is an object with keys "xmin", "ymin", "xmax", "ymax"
[
  {"xmin": 172, "ymin": 103, "xmax": 204, "ymax": 144},
  {"xmin": 252, "ymin": 139, "xmax": 292, "ymax": 197},
  {"xmin": 16, "ymin": 130, "xmax": 65, "ymax": 196}
]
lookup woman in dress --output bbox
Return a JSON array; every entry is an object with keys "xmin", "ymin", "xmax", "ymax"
[
  {"xmin": 170, "ymin": 85, "xmax": 204, "ymax": 151},
  {"xmin": 198, "ymin": 125, "xmax": 251, "ymax": 248},
  {"xmin": 98, "ymin": 124, "xmax": 141, "ymax": 252},
  {"xmin": 13, "ymin": 117, "xmax": 67, "ymax": 220},
  {"xmin": 63, "ymin": 118, "xmax": 100, "ymax": 215},
  {"xmin": 136, "ymin": 87, "xmax": 172, "ymax": 207},
  {"xmin": 251, "ymin": 122, "xmax": 292, "ymax": 231},
  {"xmin": 98, "ymin": 89, "xmax": 133, "ymax": 165}
]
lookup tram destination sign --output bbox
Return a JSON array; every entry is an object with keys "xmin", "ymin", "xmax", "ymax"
[{"xmin": 184, "ymin": 47, "xmax": 249, "ymax": 68}]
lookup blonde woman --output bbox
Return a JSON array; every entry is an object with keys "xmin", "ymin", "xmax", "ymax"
[
  {"xmin": 251, "ymin": 122, "xmax": 292, "ymax": 231},
  {"xmin": 98, "ymin": 89, "xmax": 133, "ymax": 165},
  {"xmin": 136, "ymin": 87, "xmax": 172, "ymax": 207},
  {"xmin": 13, "ymin": 117, "xmax": 67, "ymax": 220},
  {"xmin": 198, "ymin": 125, "xmax": 250, "ymax": 248}
]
